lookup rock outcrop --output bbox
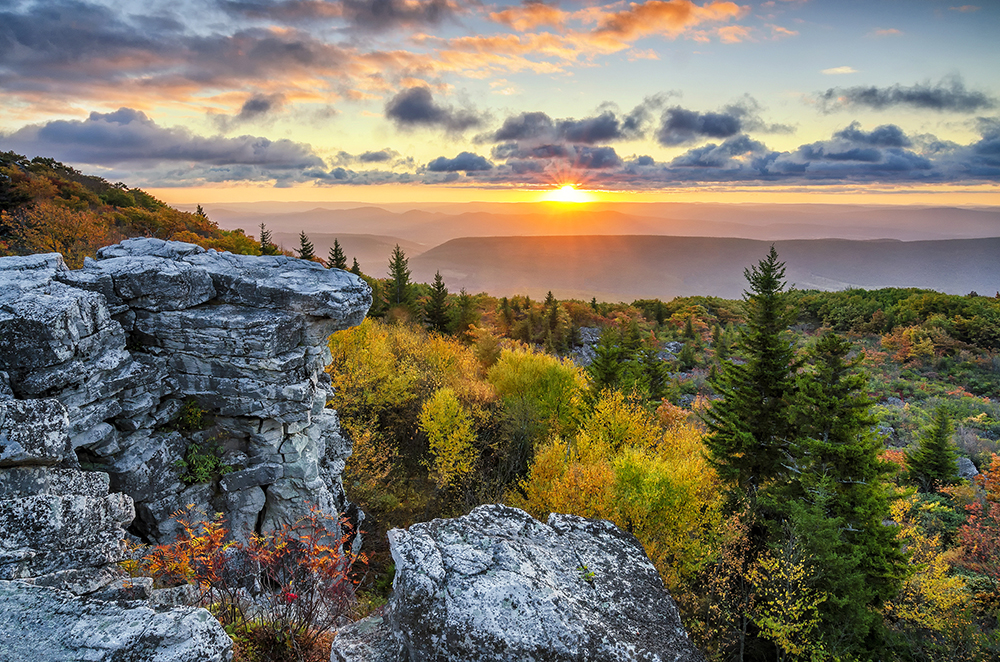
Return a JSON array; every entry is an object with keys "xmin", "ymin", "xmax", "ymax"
[
  {"xmin": 0, "ymin": 239, "xmax": 371, "ymax": 544},
  {"xmin": 0, "ymin": 580, "xmax": 232, "ymax": 662},
  {"xmin": 333, "ymin": 505, "xmax": 704, "ymax": 662},
  {"xmin": 0, "ymin": 397, "xmax": 233, "ymax": 661}
]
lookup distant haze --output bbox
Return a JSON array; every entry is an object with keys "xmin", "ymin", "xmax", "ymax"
[{"xmin": 192, "ymin": 202, "xmax": 1000, "ymax": 300}]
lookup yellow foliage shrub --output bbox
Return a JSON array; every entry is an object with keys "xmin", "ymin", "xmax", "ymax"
[
  {"xmin": 419, "ymin": 388, "xmax": 478, "ymax": 489},
  {"xmin": 512, "ymin": 389, "xmax": 720, "ymax": 591}
]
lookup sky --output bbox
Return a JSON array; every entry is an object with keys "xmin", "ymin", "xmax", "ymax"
[{"xmin": 1, "ymin": 0, "xmax": 999, "ymax": 204}]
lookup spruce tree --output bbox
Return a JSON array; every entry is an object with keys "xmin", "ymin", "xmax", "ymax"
[
  {"xmin": 297, "ymin": 231, "xmax": 315, "ymax": 261},
  {"xmin": 328, "ymin": 239, "xmax": 347, "ymax": 269},
  {"xmin": 259, "ymin": 223, "xmax": 280, "ymax": 255},
  {"xmin": 704, "ymin": 245, "xmax": 799, "ymax": 502},
  {"xmin": 350, "ymin": 257, "xmax": 362, "ymax": 276},
  {"xmin": 449, "ymin": 288, "xmax": 478, "ymax": 338},
  {"xmin": 908, "ymin": 407, "xmax": 960, "ymax": 492},
  {"xmin": 777, "ymin": 332, "xmax": 908, "ymax": 656},
  {"xmin": 386, "ymin": 244, "xmax": 414, "ymax": 308},
  {"xmin": 425, "ymin": 271, "xmax": 450, "ymax": 333}
]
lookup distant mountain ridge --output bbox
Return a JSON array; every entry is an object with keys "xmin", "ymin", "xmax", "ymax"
[{"xmin": 409, "ymin": 235, "xmax": 1000, "ymax": 301}]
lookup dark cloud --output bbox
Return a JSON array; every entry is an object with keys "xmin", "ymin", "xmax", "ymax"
[
  {"xmin": 670, "ymin": 135, "xmax": 770, "ymax": 168},
  {"xmin": 557, "ymin": 112, "xmax": 623, "ymax": 144},
  {"xmin": 219, "ymin": 0, "xmax": 458, "ymax": 32},
  {"xmin": 359, "ymin": 149, "xmax": 398, "ymax": 163},
  {"xmin": 238, "ymin": 93, "xmax": 284, "ymax": 120},
  {"xmin": 0, "ymin": 0, "xmax": 353, "ymax": 102},
  {"xmin": 575, "ymin": 146, "xmax": 622, "ymax": 169},
  {"xmin": 213, "ymin": 93, "xmax": 286, "ymax": 130},
  {"xmin": 658, "ymin": 107, "xmax": 742, "ymax": 146},
  {"xmin": 832, "ymin": 121, "xmax": 911, "ymax": 147},
  {"xmin": 341, "ymin": 0, "xmax": 457, "ymax": 31},
  {"xmin": 2, "ymin": 107, "xmax": 325, "ymax": 170},
  {"xmin": 484, "ymin": 97, "xmax": 666, "ymax": 145},
  {"xmin": 656, "ymin": 98, "xmax": 792, "ymax": 146},
  {"xmin": 492, "ymin": 112, "xmax": 555, "ymax": 141},
  {"xmin": 385, "ymin": 87, "xmax": 483, "ymax": 133},
  {"xmin": 818, "ymin": 75, "xmax": 996, "ymax": 113},
  {"xmin": 426, "ymin": 151, "xmax": 493, "ymax": 172},
  {"xmin": 334, "ymin": 148, "xmax": 401, "ymax": 165}
]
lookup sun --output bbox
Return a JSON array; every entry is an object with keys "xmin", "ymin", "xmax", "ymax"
[{"xmin": 544, "ymin": 184, "xmax": 593, "ymax": 204}]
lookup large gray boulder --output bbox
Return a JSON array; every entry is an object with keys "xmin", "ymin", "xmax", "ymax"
[
  {"xmin": 333, "ymin": 505, "xmax": 704, "ymax": 662},
  {"xmin": 0, "ymin": 580, "xmax": 232, "ymax": 662}
]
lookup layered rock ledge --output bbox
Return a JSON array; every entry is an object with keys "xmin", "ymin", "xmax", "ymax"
[
  {"xmin": 333, "ymin": 505, "xmax": 704, "ymax": 662},
  {"xmin": 0, "ymin": 239, "xmax": 371, "ymax": 544}
]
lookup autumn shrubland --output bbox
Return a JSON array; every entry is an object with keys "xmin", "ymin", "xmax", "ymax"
[{"xmin": 327, "ymin": 244, "xmax": 1000, "ymax": 661}]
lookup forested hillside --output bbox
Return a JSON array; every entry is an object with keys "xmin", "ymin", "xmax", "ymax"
[
  {"xmin": 0, "ymin": 151, "xmax": 259, "ymax": 266},
  {"xmin": 7, "ymin": 155, "xmax": 1000, "ymax": 659},
  {"xmin": 336, "ymin": 245, "xmax": 1000, "ymax": 660}
]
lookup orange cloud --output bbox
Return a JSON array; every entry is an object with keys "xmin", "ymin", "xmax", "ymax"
[
  {"xmin": 717, "ymin": 25, "xmax": 752, "ymax": 43},
  {"xmin": 489, "ymin": 3, "xmax": 568, "ymax": 31},
  {"xmin": 593, "ymin": 0, "xmax": 746, "ymax": 42},
  {"xmin": 870, "ymin": 28, "xmax": 902, "ymax": 36}
]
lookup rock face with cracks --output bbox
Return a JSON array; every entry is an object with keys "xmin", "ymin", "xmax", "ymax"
[
  {"xmin": 332, "ymin": 505, "xmax": 704, "ymax": 662},
  {"xmin": 0, "ymin": 397, "xmax": 233, "ymax": 661},
  {"xmin": 0, "ymin": 580, "xmax": 233, "ymax": 662},
  {"xmin": 0, "ymin": 239, "xmax": 371, "ymax": 546}
]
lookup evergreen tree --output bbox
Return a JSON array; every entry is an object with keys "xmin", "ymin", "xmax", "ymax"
[
  {"xmin": 908, "ymin": 407, "xmax": 960, "ymax": 492},
  {"xmin": 386, "ymin": 244, "xmax": 414, "ymax": 308},
  {"xmin": 195, "ymin": 204, "xmax": 207, "ymax": 219},
  {"xmin": 683, "ymin": 315, "xmax": 696, "ymax": 340},
  {"xmin": 425, "ymin": 271, "xmax": 450, "ymax": 333},
  {"xmin": 777, "ymin": 333, "xmax": 908, "ymax": 656},
  {"xmin": 449, "ymin": 288, "xmax": 478, "ymax": 338},
  {"xmin": 677, "ymin": 341, "xmax": 697, "ymax": 371},
  {"xmin": 704, "ymin": 245, "xmax": 799, "ymax": 503},
  {"xmin": 587, "ymin": 329, "xmax": 624, "ymax": 393},
  {"xmin": 328, "ymin": 239, "xmax": 347, "ymax": 269},
  {"xmin": 259, "ymin": 223, "xmax": 280, "ymax": 255},
  {"xmin": 350, "ymin": 257, "xmax": 362, "ymax": 276},
  {"xmin": 297, "ymin": 231, "xmax": 315, "ymax": 261}
]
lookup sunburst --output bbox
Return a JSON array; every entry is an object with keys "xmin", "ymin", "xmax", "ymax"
[{"xmin": 543, "ymin": 183, "xmax": 593, "ymax": 203}]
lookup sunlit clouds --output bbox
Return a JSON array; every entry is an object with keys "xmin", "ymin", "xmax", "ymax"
[{"xmin": 0, "ymin": 0, "xmax": 997, "ymax": 199}]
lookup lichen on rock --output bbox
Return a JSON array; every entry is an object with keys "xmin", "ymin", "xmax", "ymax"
[{"xmin": 333, "ymin": 504, "xmax": 705, "ymax": 662}]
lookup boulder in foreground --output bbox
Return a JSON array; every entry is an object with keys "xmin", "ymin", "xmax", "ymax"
[{"xmin": 333, "ymin": 504, "xmax": 703, "ymax": 662}]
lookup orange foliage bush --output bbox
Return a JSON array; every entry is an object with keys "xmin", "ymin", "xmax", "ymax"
[{"xmin": 137, "ymin": 506, "xmax": 362, "ymax": 661}]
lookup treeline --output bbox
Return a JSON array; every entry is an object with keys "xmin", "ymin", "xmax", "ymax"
[{"xmin": 0, "ymin": 151, "xmax": 258, "ymax": 266}]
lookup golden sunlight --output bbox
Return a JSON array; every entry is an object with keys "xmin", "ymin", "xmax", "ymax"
[{"xmin": 544, "ymin": 184, "xmax": 593, "ymax": 203}]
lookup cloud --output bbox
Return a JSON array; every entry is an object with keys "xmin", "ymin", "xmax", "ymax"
[
  {"xmin": 670, "ymin": 134, "xmax": 770, "ymax": 168},
  {"xmin": 484, "ymin": 96, "xmax": 666, "ymax": 144},
  {"xmin": 951, "ymin": 5, "xmax": 980, "ymax": 11},
  {"xmin": 219, "ymin": 0, "xmax": 460, "ymax": 32},
  {"xmin": 869, "ymin": 28, "xmax": 902, "ymax": 37},
  {"xmin": 822, "ymin": 66, "xmax": 857, "ymax": 75},
  {"xmin": 1, "ymin": 108, "xmax": 325, "ymax": 170},
  {"xmin": 334, "ymin": 148, "xmax": 402, "ymax": 165},
  {"xmin": 592, "ymin": 0, "xmax": 746, "ymax": 44},
  {"xmin": 426, "ymin": 151, "xmax": 493, "ymax": 172},
  {"xmin": 385, "ymin": 86, "xmax": 483, "ymax": 133},
  {"xmin": 489, "ymin": 2, "xmax": 567, "ymax": 31},
  {"xmin": 656, "ymin": 97, "xmax": 790, "ymax": 146},
  {"xmin": 575, "ymin": 146, "xmax": 622, "ymax": 169},
  {"xmin": 213, "ymin": 93, "xmax": 287, "ymax": 130},
  {"xmin": 818, "ymin": 75, "xmax": 997, "ymax": 112},
  {"xmin": 832, "ymin": 122, "xmax": 911, "ymax": 147}
]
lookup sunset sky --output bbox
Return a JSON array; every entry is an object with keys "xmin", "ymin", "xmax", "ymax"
[{"xmin": 1, "ymin": 0, "xmax": 998, "ymax": 203}]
